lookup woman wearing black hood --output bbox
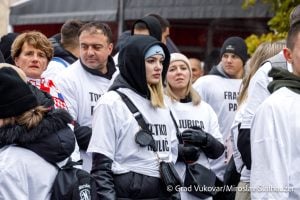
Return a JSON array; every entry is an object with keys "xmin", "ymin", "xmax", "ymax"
[{"xmin": 88, "ymin": 35, "xmax": 179, "ymax": 199}]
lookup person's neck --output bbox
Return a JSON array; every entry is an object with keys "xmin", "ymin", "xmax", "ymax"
[
  {"xmin": 98, "ymin": 64, "xmax": 108, "ymax": 74},
  {"xmin": 65, "ymin": 46, "xmax": 80, "ymax": 58},
  {"xmin": 173, "ymin": 89, "xmax": 187, "ymax": 100},
  {"xmin": 228, "ymin": 70, "xmax": 244, "ymax": 79}
]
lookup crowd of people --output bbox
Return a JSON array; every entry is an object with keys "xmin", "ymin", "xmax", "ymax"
[{"xmin": 1, "ymin": 5, "xmax": 300, "ymax": 200}]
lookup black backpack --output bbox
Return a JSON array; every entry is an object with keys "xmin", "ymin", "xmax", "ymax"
[{"xmin": 50, "ymin": 159, "xmax": 97, "ymax": 200}]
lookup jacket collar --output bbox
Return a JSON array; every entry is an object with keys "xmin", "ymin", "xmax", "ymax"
[{"xmin": 80, "ymin": 56, "xmax": 116, "ymax": 80}]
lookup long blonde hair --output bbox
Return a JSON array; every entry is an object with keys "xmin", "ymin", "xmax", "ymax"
[
  {"xmin": 148, "ymin": 79, "xmax": 165, "ymax": 108},
  {"xmin": 165, "ymin": 84, "xmax": 200, "ymax": 106},
  {"xmin": 238, "ymin": 40, "xmax": 286, "ymax": 105}
]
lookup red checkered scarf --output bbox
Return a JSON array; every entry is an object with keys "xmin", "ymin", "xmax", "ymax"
[{"xmin": 28, "ymin": 78, "xmax": 68, "ymax": 110}]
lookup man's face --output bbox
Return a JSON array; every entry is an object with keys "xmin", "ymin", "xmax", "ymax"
[
  {"xmin": 189, "ymin": 58, "xmax": 203, "ymax": 83},
  {"xmin": 221, "ymin": 52, "xmax": 244, "ymax": 79},
  {"xmin": 133, "ymin": 29, "xmax": 150, "ymax": 36},
  {"xmin": 161, "ymin": 27, "xmax": 170, "ymax": 45},
  {"xmin": 79, "ymin": 30, "xmax": 113, "ymax": 74},
  {"xmin": 284, "ymin": 33, "xmax": 300, "ymax": 76}
]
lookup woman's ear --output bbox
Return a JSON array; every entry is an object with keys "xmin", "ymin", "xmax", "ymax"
[
  {"xmin": 283, "ymin": 47, "xmax": 293, "ymax": 64},
  {"xmin": 14, "ymin": 57, "xmax": 19, "ymax": 66}
]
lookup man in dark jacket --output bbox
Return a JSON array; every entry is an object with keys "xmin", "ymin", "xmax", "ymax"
[{"xmin": 113, "ymin": 15, "xmax": 162, "ymax": 65}]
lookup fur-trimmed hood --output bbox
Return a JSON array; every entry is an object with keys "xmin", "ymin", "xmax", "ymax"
[{"xmin": 0, "ymin": 109, "xmax": 75, "ymax": 163}]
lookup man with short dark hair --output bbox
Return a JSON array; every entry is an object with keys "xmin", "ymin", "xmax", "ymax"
[
  {"xmin": 56, "ymin": 22, "xmax": 117, "ymax": 172},
  {"xmin": 113, "ymin": 15, "xmax": 162, "ymax": 65},
  {"xmin": 147, "ymin": 13, "xmax": 170, "ymax": 44},
  {"xmin": 193, "ymin": 36, "xmax": 248, "ymax": 199},
  {"xmin": 43, "ymin": 19, "xmax": 85, "ymax": 81}
]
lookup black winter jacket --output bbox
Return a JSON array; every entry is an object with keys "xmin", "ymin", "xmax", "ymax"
[{"xmin": 0, "ymin": 109, "xmax": 75, "ymax": 164}]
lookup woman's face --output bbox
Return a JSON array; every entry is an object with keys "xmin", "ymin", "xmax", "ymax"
[
  {"xmin": 145, "ymin": 54, "xmax": 164, "ymax": 85},
  {"xmin": 167, "ymin": 60, "xmax": 190, "ymax": 91},
  {"xmin": 14, "ymin": 42, "xmax": 49, "ymax": 79}
]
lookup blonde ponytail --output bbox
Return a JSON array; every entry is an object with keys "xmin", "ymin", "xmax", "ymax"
[{"xmin": 16, "ymin": 106, "xmax": 49, "ymax": 129}]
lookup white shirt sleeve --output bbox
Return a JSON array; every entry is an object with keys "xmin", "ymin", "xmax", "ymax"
[
  {"xmin": 42, "ymin": 60, "xmax": 68, "ymax": 82},
  {"xmin": 55, "ymin": 75, "xmax": 79, "ymax": 120},
  {"xmin": 241, "ymin": 62, "xmax": 272, "ymax": 129},
  {"xmin": 0, "ymin": 170, "xmax": 28, "ymax": 200},
  {"xmin": 250, "ymin": 97, "xmax": 289, "ymax": 199},
  {"xmin": 88, "ymin": 99, "xmax": 117, "ymax": 159}
]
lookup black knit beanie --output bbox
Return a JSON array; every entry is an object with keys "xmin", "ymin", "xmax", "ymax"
[
  {"xmin": 0, "ymin": 67, "xmax": 38, "ymax": 118},
  {"xmin": 220, "ymin": 36, "xmax": 248, "ymax": 64}
]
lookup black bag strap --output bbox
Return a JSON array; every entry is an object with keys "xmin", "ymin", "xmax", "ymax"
[
  {"xmin": 61, "ymin": 159, "xmax": 83, "ymax": 169},
  {"xmin": 115, "ymin": 90, "xmax": 157, "ymax": 152},
  {"xmin": 169, "ymin": 111, "xmax": 211, "ymax": 168},
  {"xmin": 115, "ymin": 90, "xmax": 149, "ymax": 130},
  {"xmin": 48, "ymin": 158, "xmax": 83, "ymax": 170},
  {"xmin": 169, "ymin": 111, "xmax": 183, "ymax": 144}
]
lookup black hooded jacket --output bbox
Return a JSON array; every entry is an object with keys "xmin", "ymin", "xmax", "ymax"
[
  {"xmin": 115, "ymin": 16, "xmax": 162, "ymax": 54},
  {"xmin": 110, "ymin": 35, "xmax": 170, "ymax": 98},
  {"xmin": 0, "ymin": 109, "xmax": 75, "ymax": 164},
  {"xmin": 131, "ymin": 16, "xmax": 162, "ymax": 42}
]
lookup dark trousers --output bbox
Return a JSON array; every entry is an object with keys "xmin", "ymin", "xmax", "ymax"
[
  {"xmin": 213, "ymin": 178, "xmax": 236, "ymax": 200},
  {"xmin": 114, "ymin": 172, "xmax": 178, "ymax": 200}
]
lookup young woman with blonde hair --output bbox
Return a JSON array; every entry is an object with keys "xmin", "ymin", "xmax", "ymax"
[
  {"xmin": 165, "ymin": 52, "xmax": 224, "ymax": 200},
  {"xmin": 88, "ymin": 35, "xmax": 179, "ymax": 199}
]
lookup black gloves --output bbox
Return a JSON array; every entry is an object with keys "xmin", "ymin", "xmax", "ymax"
[
  {"xmin": 181, "ymin": 127, "xmax": 225, "ymax": 159},
  {"xmin": 181, "ymin": 127, "xmax": 208, "ymax": 147},
  {"xmin": 74, "ymin": 121, "xmax": 92, "ymax": 151},
  {"xmin": 178, "ymin": 144, "xmax": 200, "ymax": 163}
]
